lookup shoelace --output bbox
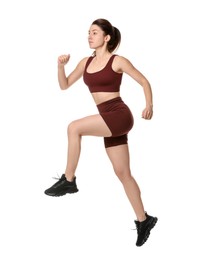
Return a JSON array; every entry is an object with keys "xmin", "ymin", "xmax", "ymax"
[{"xmin": 52, "ymin": 173, "xmax": 62, "ymax": 180}]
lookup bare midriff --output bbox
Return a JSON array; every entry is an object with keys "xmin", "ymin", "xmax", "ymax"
[{"xmin": 91, "ymin": 92, "xmax": 120, "ymax": 105}]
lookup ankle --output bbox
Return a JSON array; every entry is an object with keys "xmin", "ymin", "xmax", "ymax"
[
  {"xmin": 137, "ymin": 213, "xmax": 147, "ymax": 222},
  {"xmin": 65, "ymin": 175, "xmax": 75, "ymax": 182}
]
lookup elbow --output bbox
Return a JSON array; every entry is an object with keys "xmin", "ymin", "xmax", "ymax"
[
  {"xmin": 60, "ymin": 86, "xmax": 67, "ymax": 90},
  {"xmin": 59, "ymin": 83, "xmax": 69, "ymax": 90}
]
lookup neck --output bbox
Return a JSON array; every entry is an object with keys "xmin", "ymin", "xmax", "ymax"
[{"xmin": 94, "ymin": 48, "xmax": 111, "ymax": 60}]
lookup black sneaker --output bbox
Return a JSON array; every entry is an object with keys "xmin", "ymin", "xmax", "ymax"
[
  {"xmin": 44, "ymin": 174, "xmax": 79, "ymax": 197},
  {"xmin": 134, "ymin": 212, "xmax": 158, "ymax": 246}
]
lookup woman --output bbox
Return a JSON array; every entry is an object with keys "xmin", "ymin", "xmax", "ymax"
[{"xmin": 44, "ymin": 18, "xmax": 157, "ymax": 247}]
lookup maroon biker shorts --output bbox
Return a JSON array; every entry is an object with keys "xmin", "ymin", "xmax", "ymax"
[{"xmin": 97, "ymin": 97, "xmax": 134, "ymax": 148}]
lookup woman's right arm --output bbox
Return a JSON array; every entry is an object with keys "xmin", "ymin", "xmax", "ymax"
[{"xmin": 58, "ymin": 54, "xmax": 88, "ymax": 90}]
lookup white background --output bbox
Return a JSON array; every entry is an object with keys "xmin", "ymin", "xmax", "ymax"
[{"xmin": 0, "ymin": 0, "xmax": 212, "ymax": 259}]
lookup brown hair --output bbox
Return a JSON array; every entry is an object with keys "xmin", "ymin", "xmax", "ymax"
[{"xmin": 92, "ymin": 18, "xmax": 121, "ymax": 53}]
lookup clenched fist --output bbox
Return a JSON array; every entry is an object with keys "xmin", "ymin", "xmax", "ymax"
[{"xmin": 58, "ymin": 54, "xmax": 70, "ymax": 67}]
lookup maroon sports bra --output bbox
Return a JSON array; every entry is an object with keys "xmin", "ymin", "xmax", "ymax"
[{"xmin": 83, "ymin": 54, "xmax": 123, "ymax": 93}]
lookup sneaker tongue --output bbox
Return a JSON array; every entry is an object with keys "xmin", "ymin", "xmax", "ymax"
[{"xmin": 61, "ymin": 174, "xmax": 66, "ymax": 180}]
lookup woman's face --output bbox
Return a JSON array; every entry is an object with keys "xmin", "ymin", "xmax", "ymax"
[{"xmin": 88, "ymin": 24, "xmax": 108, "ymax": 49}]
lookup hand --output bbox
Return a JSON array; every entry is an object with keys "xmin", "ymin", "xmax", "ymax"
[
  {"xmin": 58, "ymin": 54, "xmax": 70, "ymax": 67},
  {"xmin": 142, "ymin": 106, "xmax": 153, "ymax": 120}
]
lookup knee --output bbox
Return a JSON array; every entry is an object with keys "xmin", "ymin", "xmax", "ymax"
[
  {"xmin": 114, "ymin": 167, "xmax": 131, "ymax": 183},
  {"xmin": 67, "ymin": 120, "xmax": 81, "ymax": 136}
]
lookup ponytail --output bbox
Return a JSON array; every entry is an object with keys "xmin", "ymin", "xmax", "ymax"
[{"xmin": 108, "ymin": 26, "xmax": 121, "ymax": 53}]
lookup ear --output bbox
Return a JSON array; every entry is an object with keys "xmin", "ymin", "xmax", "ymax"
[{"xmin": 104, "ymin": 34, "xmax": 111, "ymax": 43}]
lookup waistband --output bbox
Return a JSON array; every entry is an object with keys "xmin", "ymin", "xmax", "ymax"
[{"xmin": 97, "ymin": 97, "xmax": 123, "ymax": 109}]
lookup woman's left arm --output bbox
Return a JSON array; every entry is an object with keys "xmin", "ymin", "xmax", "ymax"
[{"xmin": 116, "ymin": 56, "xmax": 153, "ymax": 120}]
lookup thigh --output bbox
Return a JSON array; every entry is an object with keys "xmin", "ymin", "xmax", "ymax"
[
  {"xmin": 70, "ymin": 114, "xmax": 112, "ymax": 137},
  {"xmin": 105, "ymin": 144, "xmax": 130, "ymax": 172},
  {"xmin": 104, "ymin": 134, "xmax": 128, "ymax": 148}
]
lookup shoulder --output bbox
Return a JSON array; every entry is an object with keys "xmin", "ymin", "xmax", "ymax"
[
  {"xmin": 76, "ymin": 56, "xmax": 93, "ymax": 69},
  {"xmin": 113, "ymin": 55, "xmax": 134, "ymax": 73},
  {"xmin": 79, "ymin": 56, "xmax": 92, "ymax": 65}
]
